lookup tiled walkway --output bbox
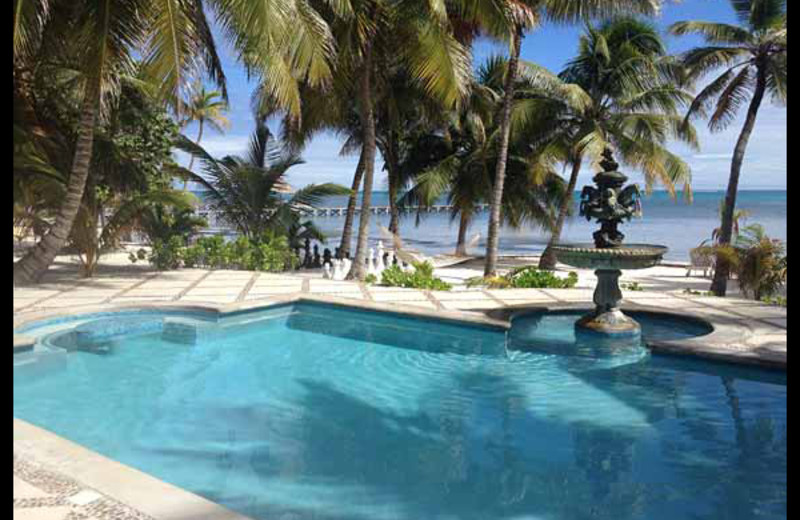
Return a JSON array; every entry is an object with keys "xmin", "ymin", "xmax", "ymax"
[{"xmin": 13, "ymin": 455, "xmax": 153, "ymax": 520}]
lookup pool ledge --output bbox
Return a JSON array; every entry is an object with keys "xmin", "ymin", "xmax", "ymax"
[
  {"xmin": 13, "ymin": 293, "xmax": 510, "ymax": 341},
  {"xmin": 487, "ymin": 302, "xmax": 786, "ymax": 371},
  {"xmin": 14, "ymin": 418, "xmax": 253, "ymax": 520}
]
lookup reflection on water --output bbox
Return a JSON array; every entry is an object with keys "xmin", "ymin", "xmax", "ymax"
[{"xmin": 14, "ymin": 306, "xmax": 786, "ymax": 520}]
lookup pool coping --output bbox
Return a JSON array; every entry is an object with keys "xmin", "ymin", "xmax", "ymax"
[{"xmin": 12, "ymin": 293, "xmax": 784, "ymax": 520}]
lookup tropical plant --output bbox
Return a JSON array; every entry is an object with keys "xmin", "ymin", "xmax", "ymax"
[
  {"xmin": 179, "ymin": 85, "xmax": 229, "ymax": 188},
  {"xmin": 174, "ymin": 120, "xmax": 350, "ymax": 241},
  {"xmin": 712, "ymin": 199, "xmax": 749, "ymax": 244},
  {"xmin": 151, "ymin": 232, "xmax": 298, "ymax": 272},
  {"xmin": 138, "ymin": 204, "xmax": 208, "ymax": 245},
  {"xmin": 322, "ymin": 0, "xmax": 473, "ymax": 280},
  {"xmin": 13, "ymin": 0, "xmax": 225, "ymax": 284},
  {"xmin": 482, "ymin": 0, "xmax": 662, "ymax": 277},
  {"xmin": 534, "ymin": 16, "xmax": 696, "ymax": 269},
  {"xmin": 380, "ymin": 261, "xmax": 452, "ymax": 291},
  {"xmin": 669, "ymin": 0, "xmax": 786, "ymax": 296},
  {"xmin": 399, "ymin": 56, "xmax": 566, "ymax": 257},
  {"xmin": 467, "ymin": 266, "xmax": 578, "ymax": 289},
  {"xmin": 70, "ymin": 187, "xmax": 194, "ymax": 276},
  {"xmin": 726, "ymin": 224, "xmax": 786, "ymax": 301}
]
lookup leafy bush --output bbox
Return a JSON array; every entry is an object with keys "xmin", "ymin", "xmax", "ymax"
[
  {"xmin": 509, "ymin": 267, "xmax": 578, "ymax": 289},
  {"xmin": 148, "ymin": 233, "xmax": 297, "ymax": 272},
  {"xmin": 622, "ymin": 282, "xmax": 643, "ymax": 291},
  {"xmin": 469, "ymin": 267, "xmax": 578, "ymax": 289},
  {"xmin": 380, "ymin": 261, "xmax": 452, "ymax": 291},
  {"xmin": 762, "ymin": 295, "xmax": 786, "ymax": 307},
  {"xmin": 149, "ymin": 236, "xmax": 185, "ymax": 270},
  {"xmin": 731, "ymin": 225, "xmax": 786, "ymax": 301}
]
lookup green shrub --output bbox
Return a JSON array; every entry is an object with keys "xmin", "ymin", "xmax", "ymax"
[
  {"xmin": 508, "ymin": 267, "xmax": 578, "ymax": 289},
  {"xmin": 146, "ymin": 232, "xmax": 298, "ymax": 272},
  {"xmin": 380, "ymin": 261, "xmax": 452, "ymax": 291},
  {"xmin": 732, "ymin": 225, "xmax": 786, "ymax": 301},
  {"xmin": 364, "ymin": 274, "xmax": 377, "ymax": 284},
  {"xmin": 622, "ymin": 282, "xmax": 644, "ymax": 291},
  {"xmin": 467, "ymin": 267, "xmax": 578, "ymax": 289},
  {"xmin": 762, "ymin": 295, "xmax": 787, "ymax": 307},
  {"xmin": 149, "ymin": 236, "xmax": 184, "ymax": 270}
]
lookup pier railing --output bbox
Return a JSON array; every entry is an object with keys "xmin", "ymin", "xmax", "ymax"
[{"xmin": 196, "ymin": 204, "xmax": 490, "ymax": 224}]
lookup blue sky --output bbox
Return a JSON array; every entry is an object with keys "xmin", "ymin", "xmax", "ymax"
[{"xmin": 180, "ymin": 0, "xmax": 787, "ymax": 191}]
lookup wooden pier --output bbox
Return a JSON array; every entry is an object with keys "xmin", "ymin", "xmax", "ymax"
[{"xmin": 196, "ymin": 204, "xmax": 490, "ymax": 223}]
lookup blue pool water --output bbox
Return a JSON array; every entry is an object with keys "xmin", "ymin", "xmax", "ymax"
[{"xmin": 14, "ymin": 304, "xmax": 786, "ymax": 520}]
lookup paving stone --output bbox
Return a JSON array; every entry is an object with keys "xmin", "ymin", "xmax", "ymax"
[
  {"xmin": 246, "ymin": 286, "xmax": 302, "ymax": 296},
  {"xmin": 13, "ymin": 476, "xmax": 50, "ymax": 498},
  {"xmin": 440, "ymin": 300, "xmax": 504, "ymax": 310},
  {"xmin": 393, "ymin": 300, "xmax": 437, "ymax": 309},
  {"xmin": 369, "ymin": 291, "xmax": 428, "ymax": 302},
  {"xmin": 14, "ymin": 506, "xmax": 72, "ymax": 520}
]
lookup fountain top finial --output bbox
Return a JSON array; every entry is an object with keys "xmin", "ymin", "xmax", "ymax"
[
  {"xmin": 599, "ymin": 147, "xmax": 619, "ymax": 172},
  {"xmin": 579, "ymin": 148, "xmax": 641, "ymax": 248}
]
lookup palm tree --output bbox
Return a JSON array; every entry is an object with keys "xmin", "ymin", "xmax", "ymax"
[
  {"xmin": 13, "ymin": 0, "xmax": 225, "ymax": 284},
  {"xmin": 296, "ymin": 0, "xmax": 473, "ymax": 280},
  {"xmin": 179, "ymin": 86, "xmax": 230, "ymax": 188},
  {"xmin": 174, "ymin": 121, "xmax": 350, "ymax": 240},
  {"xmin": 400, "ymin": 56, "xmax": 565, "ymax": 256},
  {"xmin": 535, "ymin": 16, "xmax": 696, "ymax": 270},
  {"xmin": 482, "ymin": 0, "xmax": 662, "ymax": 277},
  {"xmin": 669, "ymin": 0, "xmax": 786, "ymax": 296}
]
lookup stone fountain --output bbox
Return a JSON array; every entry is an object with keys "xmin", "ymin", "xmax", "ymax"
[{"xmin": 552, "ymin": 148, "xmax": 667, "ymax": 335}]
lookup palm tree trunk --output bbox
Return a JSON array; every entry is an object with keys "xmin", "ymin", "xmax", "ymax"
[
  {"xmin": 14, "ymin": 82, "xmax": 99, "ymax": 284},
  {"xmin": 539, "ymin": 156, "xmax": 583, "ymax": 270},
  {"xmin": 386, "ymin": 138, "xmax": 401, "ymax": 235},
  {"xmin": 484, "ymin": 26, "xmax": 522, "ymax": 277},
  {"xmin": 455, "ymin": 211, "xmax": 470, "ymax": 256},
  {"xmin": 183, "ymin": 120, "xmax": 204, "ymax": 191},
  {"xmin": 348, "ymin": 44, "xmax": 377, "ymax": 280},
  {"xmin": 710, "ymin": 68, "xmax": 767, "ymax": 296},
  {"xmin": 340, "ymin": 147, "xmax": 366, "ymax": 257}
]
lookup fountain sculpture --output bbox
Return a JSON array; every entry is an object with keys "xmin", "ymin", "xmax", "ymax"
[{"xmin": 552, "ymin": 148, "xmax": 667, "ymax": 335}]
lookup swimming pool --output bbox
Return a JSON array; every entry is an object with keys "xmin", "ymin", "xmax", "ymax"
[{"xmin": 14, "ymin": 302, "xmax": 786, "ymax": 520}]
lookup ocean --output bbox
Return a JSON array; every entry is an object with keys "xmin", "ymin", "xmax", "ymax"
[{"xmin": 309, "ymin": 190, "xmax": 787, "ymax": 262}]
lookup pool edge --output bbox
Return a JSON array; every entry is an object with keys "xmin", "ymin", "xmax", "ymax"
[{"xmin": 14, "ymin": 418, "xmax": 254, "ymax": 520}]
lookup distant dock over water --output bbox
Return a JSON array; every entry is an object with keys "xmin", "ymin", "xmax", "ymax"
[
  {"xmin": 302, "ymin": 204, "xmax": 491, "ymax": 217},
  {"xmin": 196, "ymin": 203, "xmax": 491, "ymax": 224}
]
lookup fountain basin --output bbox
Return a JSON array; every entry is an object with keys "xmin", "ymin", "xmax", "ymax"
[
  {"xmin": 551, "ymin": 243, "xmax": 668, "ymax": 270},
  {"xmin": 552, "ymin": 244, "xmax": 668, "ymax": 336}
]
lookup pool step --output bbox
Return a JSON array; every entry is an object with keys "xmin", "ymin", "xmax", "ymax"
[{"xmin": 162, "ymin": 318, "xmax": 210, "ymax": 345}]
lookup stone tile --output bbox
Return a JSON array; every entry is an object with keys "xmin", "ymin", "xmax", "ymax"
[
  {"xmin": 13, "ymin": 476, "xmax": 49, "ymax": 498},
  {"xmin": 309, "ymin": 285, "xmax": 362, "ymax": 294},
  {"xmin": 246, "ymin": 286, "xmax": 302, "ymax": 296},
  {"xmin": 14, "ymin": 506, "xmax": 72, "ymax": 520},
  {"xmin": 250, "ymin": 279, "xmax": 303, "ymax": 287},
  {"xmin": 109, "ymin": 296, "xmax": 176, "ymax": 303},
  {"xmin": 486, "ymin": 289, "xmax": 557, "ymax": 301},
  {"xmin": 760, "ymin": 317, "xmax": 787, "ymax": 328},
  {"xmin": 369, "ymin": 290, "xmax": 428, "ymax": 302},
  {"xmin": 182, "ymin": 289, "xmax": 243, "ymax": 298},
  {"xmin": 540, "ymin": 289, "xmax": 595, "ymax": 302},
  {"xmin": 393, "ymin": 300, "xmax": 437, "ymax": 309},
  {"xmin": 428, "ymin": 290, "xmax": 489, "ymax": 301},
  {"xmin": 440, "ymin": 300, "xmax": 504, "ymax": 310}
]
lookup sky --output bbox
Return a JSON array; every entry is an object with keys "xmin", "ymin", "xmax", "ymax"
[{"xmin": 179, "ymin": 0, "xmax": 787, "ymax": 192}]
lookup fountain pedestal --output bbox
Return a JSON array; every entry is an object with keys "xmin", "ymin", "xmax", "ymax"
[{"xmin": 577, "ymin": 269, "xmax": 639, "ymax": 335}]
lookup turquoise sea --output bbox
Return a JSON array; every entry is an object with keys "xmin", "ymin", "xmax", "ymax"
[{"xmin": 310, "ymin": 190, "xmax": 787, "ymax": 262}]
